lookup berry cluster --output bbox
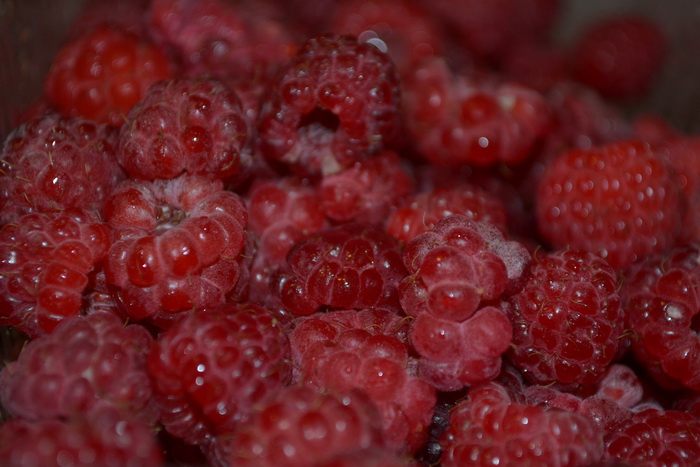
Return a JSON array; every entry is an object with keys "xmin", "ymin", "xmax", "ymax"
[{"xmin": 1, "ymin": 0, "xmax": 698, "ymax": 466}]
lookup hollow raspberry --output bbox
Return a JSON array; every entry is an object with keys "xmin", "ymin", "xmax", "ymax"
[
  {"xmin": 536, "ymin": 140, "xmax": 684, "ymax": 269},
  {"xmin": 506, "ymin": 249, "xmax": 624, "ymax": 386},
  {"xmin": 571, "ymin": 15, "xmax": 667, "ymax": 100},
  {"xmin": 147, "ymin": 302, "xmax": 290, "ymax": 446},
  {"xmin": 258, "ymin": 34, "xmax": 401, "ymax": 178},
  {"xmin": 44, "ymin": 24, "xmax": 172, "ymax": 127},
  {"xmin": 212, "ymin": 385, "xmax": 386, "ymax": 467},
  {"xmin": 0, "ymin": 312, "xmax": 156, "ymax": 424},
  {"xmin": 0, "ymin": 210, "xmax": 110, "ymax": 337},
  {"xmin": 621, "ymin": 244, "xmax": 700, "ymax": 391},
  {"xmin": 290, "ymin": 308, "xmax": 436, "ymax": 453},
  {"xmin": 272, "ymin": 223, "xmax": 407, "ymax": 316},
  {"xmin": 0, "ymin": 114, "xmax": 125, "ymax": 224},
  {"xmin": 103, "ymin": 175, "xmax": 247, "ymax": 326},
  {"xmin": 118, "ymin": 77, "xmax": 250, "ymax": 182},
  {"xmin": 440, "ymin": 380, "xmax": 604, "ymax": 466}
]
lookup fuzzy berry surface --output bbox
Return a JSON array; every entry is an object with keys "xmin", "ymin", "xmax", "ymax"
[
  {"xmin": 506, "ymin": 249, "xmax": 624, "ymax": 386},
  {"xmin": 117, "ymin": 77, "xmax": 250, "ymax": 182},
  {"xmin": 536, "ymin": 140, "xmax": 684, "ymax": 269},
  {"xmin": 0, "ymin": 210, "xmax": 110, "ymax": 338},
  {"xmin": 258, "ymin": 34, "xmax": 401, "ymax": 178},
  {"xmin": 0, "ymin": 114, "xmax": 124, "ymax": 225},
  {"xmin": 273, "ymin": 223, "xmax": 407, "ymax": 316},
  {"xmin": 44, "ymin": 24, "xmax": 172, "ymax": 127},
  {"xmin": 104, "ymin": 175, "xmax": 247, "ymax": 326},
  {"xmin": 147, "ymin": 302, "xmax": 290, "ymax": 445},
  {"xmin": 621, "ymin": 244, "xmax": 700, "ymax": 391},
  {"xmin": 0, "ymin": 312, "xmax": 156, "ymax": 424}
]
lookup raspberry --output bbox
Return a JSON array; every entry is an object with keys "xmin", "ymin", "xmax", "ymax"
[
  {"xmin": 440, "ymin": 380, "xmax": 604, "ymax": 466},
  {"xmin": 403, "ymin": 58, "xmax": 551, "ymax": 167},
  {"xmin": 535, "ymin": 140, "xmax": 684, "ymax": 269},
  {"xmin": 0, "ymin": 408, "xmax": 162, "ymax": 467},
  {"xmin": 604, "ymin": 409, "xmax": 700, "ymax": 465},
  {"xmin": 103, "ymin": 175, "xmax": 247, "ymax": 325},
  {"xmin": 290, "ymin": 308, "xmax": 436, "ymax": 453},
  {"xmin": 272, "ymin": 223, "xmax": 407, "ymax": 316},
  {"xmin": 0, "ymin": 210, "xmax": 110, "ymax": 337},
  {"xmin": 212, "ymin": 385, "xmax": 386, "ymax": 467},
  {"xmin": 118, "ymin": 77, "xmax": 250, "ymax": 182},
  {"xmin": 658, "ymin": 137, "xmax": 700, "ymax": 243},
  {"xmin": 44, "ymin": 24, "xmax": 172, "ymax": 127},
  {"xmin": 0, "ymin": 312, "xmax": 156, "ymax": 424},
  {"xmin": 147, "ymin": 302, "xmax": 290, "ymax": 445},
  {"xmin": 571, "ymin": 15, "xmax": 667, "ymax": 99},
  {"xmin": 320, "ymin": 150, "xmax": 413, "ymax": 226},
  {"xmin": 0, "ymin": 114, "xmax": 125, "ymax": 224},
  {"xmin": 506, "ymin": 249, "xmax": 624, "ymax": 386},
  {"xmin": 386, "ymin": 183, "xmax": 508, "ymax": 246},
  {"xmin": 258, "ymin": 34, "xmax": 401, "ymax": 178},
  {"xmin": 621, "ymin": 244, "xmax": 700, "ymax": 391}
]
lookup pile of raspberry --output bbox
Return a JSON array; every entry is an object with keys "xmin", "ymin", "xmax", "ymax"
[{"xmin": 2, "ymin": 0, "xmax": 699, "ymax": 465}]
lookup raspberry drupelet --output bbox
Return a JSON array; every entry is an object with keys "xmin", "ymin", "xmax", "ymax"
[
  {"xmin": 117, "ymin": 77, "xmax": 250, "ymax": 182},
  {"xmin": 258, "ymin": 34, "xmax": 402, "ymax": 178},
  {"xmin": 147, "ymin": 302, "xmax": 291, "ymax": 446},
  {"xmin": 103, "ymin": 174, "xmax": 247, "ymax": 326}
]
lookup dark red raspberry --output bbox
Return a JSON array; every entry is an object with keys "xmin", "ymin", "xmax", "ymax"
[
  {"xmin": 272, "ymin": 223, "xmax": 407, "ymax": 316},
  {"xmin": 118, "ymin": 77, "xmax": 250, "ymax": 182},
  {"xmin": 258, "ymin": 34, "xmax": 401, "ymax": 178},
  {"xmin": 571, "ymin": 15, "xmax": 667, "ymax": 99},
  {"xmin": 147, "ymin": 302, "xmax": 290, "ymax": 445},
  {"xmin": 320, "ymin": 151, "xmax": 413, "ymax": 226},
  {"xmin": 290, "ymin": 308, "xmax": 436, "ymax": 453},
  {"xmin": 440, "ymin": 380, "xmax": 604, "ymax": 466},
  {"xmin": 0, "ymin": 210, "xmax": 110, "ymax": 338},
  {"xmin": 0, "ymin": 312, "xmax": 156, "ymax": 424},
  {"xmin": 103, "ymin": 175, "xmax": 247, "ymax": 326},
  {"xmin": 403, "ymin": 58, "xmax": 551, "ymax": 167},
  {"xmin": 536, "ymin": 140, "xmax": 684, "ymax": 269},
  {"xmin": 212, "ymin": 385, "xmax": 386, "ymax": 467},
  {"xmin": 604, "ymin": 409, "xmax": 700, "ymax": 465},
  {"xmin": 621, "ymin": 244, "xmax": 700, "ymax": 391},
  {"xmin": 44, "ymin": 24, "xmax": 172, "ymax": 127},
  {"xmin": 147, "ymin": 0, "xmax": 292, "ymax": 79},
  {"xmin": 0, "ymin": 114, "xmax": 125, "ymax": 224},
  {"xmin": 386, "ymin": 183, "xmax": 508, "ymax": 246},
  {"xmin": 505, "ymin": 249, "xmax": 624, "ymax": 386},
  {"xmin": 0, "ymin": 408, "xmax": 162, "ymax": 467},
  {"xmin": 328, "ymin": 0, "xmax": 445, "ymax": 75}
]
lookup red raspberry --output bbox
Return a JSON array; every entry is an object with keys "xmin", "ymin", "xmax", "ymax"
[
  {"xmin": 0, "ymin": 210, "xmax": 110, "ymax": 338},
  {"xmin": 571, "ymin": 16, "xmax": 667, "ymax": 100},
  {"xmin": 103, "ymin": 175, "xmax": 247, "ymax": 326},
  {"xmin": 506, "ymin": 249, "xmax": 624, "ymax": 386},
  {"xmin": 604, "ymin": 409, "xmax": 700, "ymax": 465},
  {"xmin": 328, "ymin": 0, "xmax": 445, "ymax": 75},
  {"xmin": 0, "ymin": 114, "xmax": 125, "ymax": 224},
  {"xmin": 0, "ymin": 312, "xmax": 156, "ymax": 424},
  {"xmin": 440, "ymin": 380, "xmax": 604, "ymax": 466},
  {"xmin": 118, "ymin": 77, "xmax": 250, "ymax": 182},
  {"xmin": 536, "ymin": 140, "xmax": 684, "ymax": 269},
  {"xmin": 44, "ymin": 24, "xmax": 172, "ymax": 127},
  {"xmin": 290, "ymin": 308, "xmax": 436, "ymax": 453},
  {"xmin": 621, "ymin": 244, "xmax": 700, "ymax": 391},
  {"xmin": 403, "ymin": 58, "xmax": 551, "ymax": 167},
  {"xmin": 0, "ymin": 408, "xmax": 162, "ymax": 467},
  {"xmin": 147, "ymin": 302, "xmax": 291, "ymax": 445},
  {"xmin": 320, "ymin": 151, "xmax": 413, "ymax": 226},
  {"xmin": 272, "ymin": 224, "xmax": 407, "ymax": 317},
  {"xmin": 258, "ymin": 34, "xmax": 401, "ymax": 178},
  {"xmin": 212, "ymin": 385, "xmax": 386, "ymax": 467},
  {"xmin": 386, "ymin": 183, "xmax": 508, "ymax": 246}
]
